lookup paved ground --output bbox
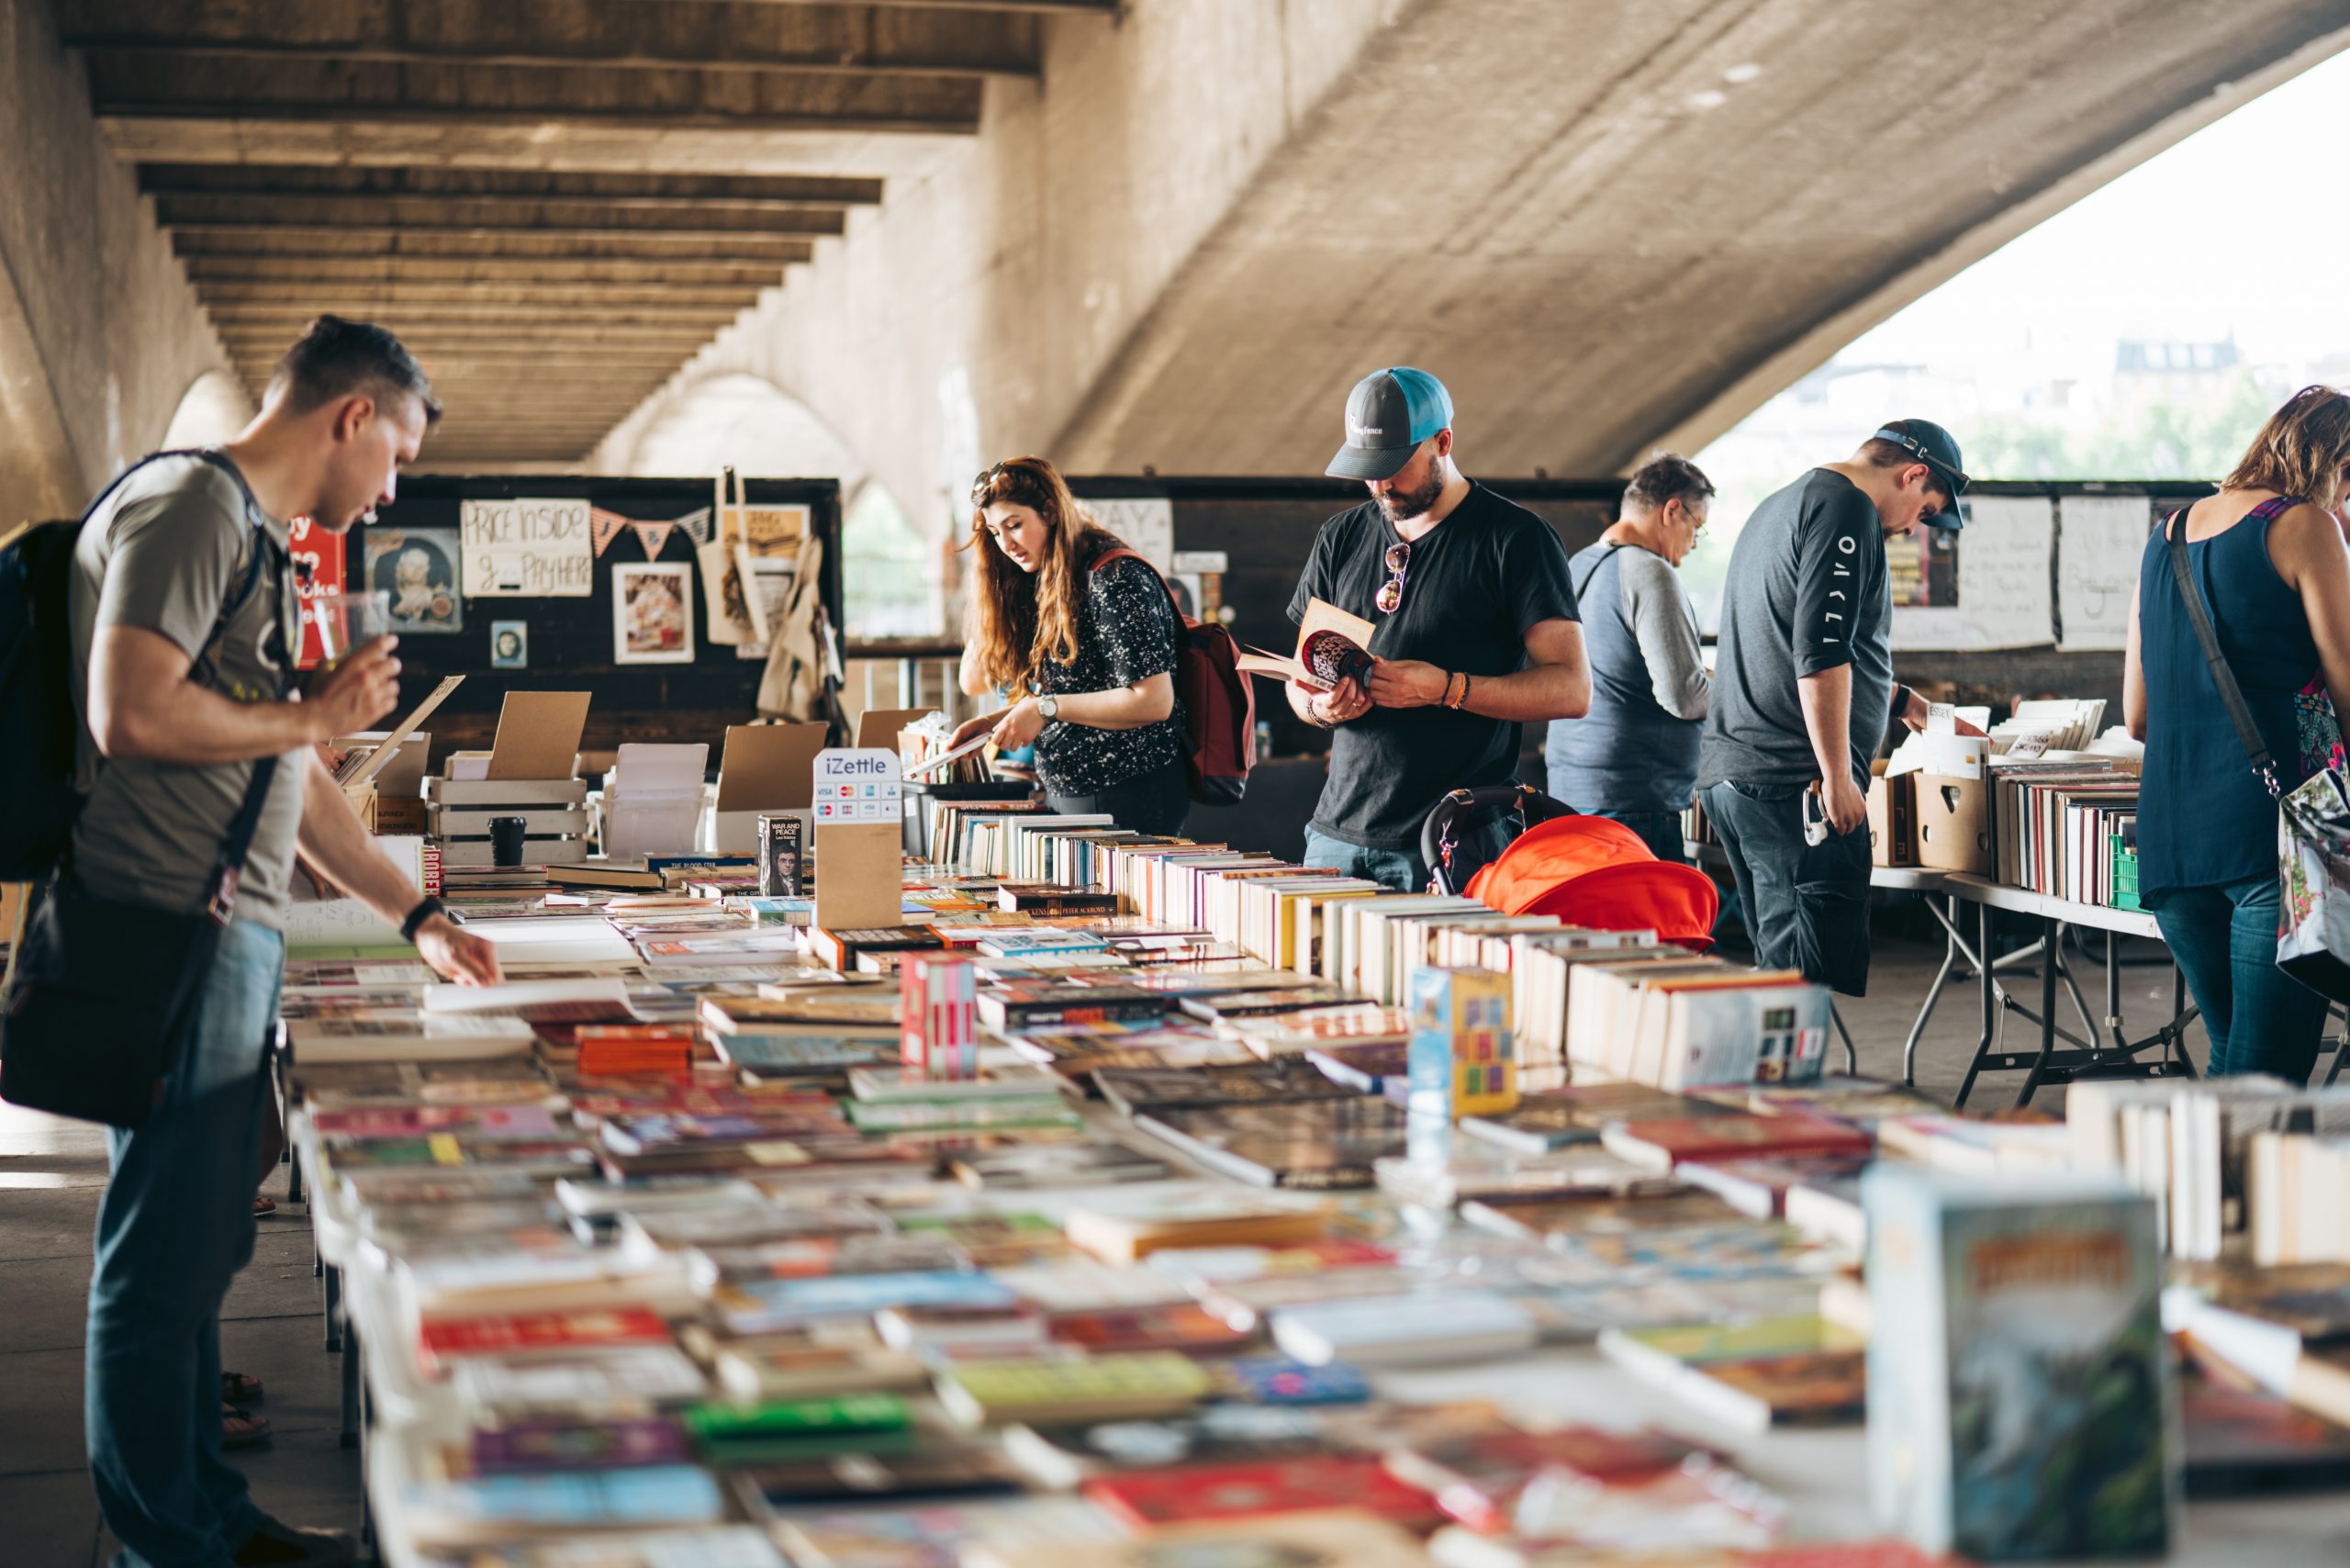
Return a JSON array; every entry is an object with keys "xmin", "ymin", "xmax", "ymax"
[{"xmin": 0, "ymin": 913, "xmax": 2229, "ymax": 1566}]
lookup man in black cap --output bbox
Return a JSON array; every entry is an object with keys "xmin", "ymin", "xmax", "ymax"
[
  {"xmin": 1285, "ymin": 367, "xmax": 1588, "ymax": 890},
  {"xmin": 1696, "ymin": 419, "xmax": 1975, "ymax": 994}
]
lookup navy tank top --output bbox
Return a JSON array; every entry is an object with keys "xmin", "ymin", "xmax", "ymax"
[{"xmin": 2137, "ymin": 497, "xmax": 2321, "ymax": 896}]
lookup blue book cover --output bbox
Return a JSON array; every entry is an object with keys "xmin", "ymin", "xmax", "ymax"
[
  {"xmin": 1864, "ymin": 1164, "xmax": 2173, "ymax": 1561},
  {"xmin": 420, "ymin": 1463, "xmax": 724, "ymax": 1528},
  {"xmin": 721, "ymin": 1270, "xmax": 1017, "ymax": 1332},
  {"xmin": 1216, "ymin": 1356, "xmax": 1372, "ymax": 1406}
]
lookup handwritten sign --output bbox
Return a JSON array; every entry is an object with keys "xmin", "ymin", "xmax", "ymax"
[
  {"xmin": 1892, "ymin": 496, "xmax": 2054, "ymax": 651},
  {"xmin": 2057, "ymin": 495, "xmax": 2153, "ymax": 652},
  {"xmin": 1078, "ymin": 496, "xmax": 1174, "ymax": 573},
  {"xmin": 460, "ymin": 498, "xmax": 593, "ymax": 598},
  {"xmin": 811, "ymin": 747, "xmax": 901, "ymax": 824}
]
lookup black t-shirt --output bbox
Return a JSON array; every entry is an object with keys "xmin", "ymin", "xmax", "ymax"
[
  {"xmin": 1695, "ymin": 469, "xmax": 1893, "ymax": 791},
  {"xmin": 1288, "ymin": 482, "xmax": 1581, "ymax": 848},
  {"xmin": 1031, "ymin": 541, "xmax": 1186, "ymax": 794}
]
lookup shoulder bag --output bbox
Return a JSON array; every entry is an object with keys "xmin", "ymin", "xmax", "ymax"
[
  {"xmin": 0, "ymin": 457, "xmax": 287, "ymax": 1126},
  {"xmin": 2165, "ymin": 510, "xmax": 2350, "ymax": 1002}
]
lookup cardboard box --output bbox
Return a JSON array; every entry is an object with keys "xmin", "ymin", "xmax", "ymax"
[
  {"xmin": 1915, "ymin": 774, "xmax": 1990, "ymax": 874},
  {"xmin": 1867, "ymin": 763, "xmax": 1918, "ymax": 868},
  {"xmin": 705, "ymin": 722, "xmax": 828, "ymax": 853},
  {"xmin": 485, "ymin": 691, "xmax": 590, "ymax": 780},
  {"xmin": 340, "ymin": 779, "xmax": 378, "ymax": 834}
]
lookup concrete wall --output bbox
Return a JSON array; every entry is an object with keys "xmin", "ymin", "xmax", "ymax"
[
  {"xmin": 0, "ymin": 0, "xmax": 243, "ymax": 523},
  {"xmin": 591, "ymin": 0, "xmax": 1410, "ymax": 541}
]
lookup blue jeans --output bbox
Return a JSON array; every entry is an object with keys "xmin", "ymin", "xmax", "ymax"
[
  {"xmin": 1701, "ymin": 779, "xmax": 1873, "ymax": 996},
  {"xmin": 87, "ymin": 918, "xmax": 283, "ymax": 1568},
  {"xmin": 1304, "ymin": 815, "xmax": 1515, "ymax": 895},
  {"xmin": 2148, "ymin": 873, "xmax": 2327, "ymax": 1082},
  {"xmin": 1595, "ymin": 809, "xmax": 1687, "ymax": 866}
]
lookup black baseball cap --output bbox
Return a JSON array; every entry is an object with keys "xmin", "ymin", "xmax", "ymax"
[
  {"xmin": 1873, "ymin": 420, "xmax": 1970, "ymax": 530},
  {"xmin": 1327, "ymin": 368, "xmax": 1454, "ymax": 482}
]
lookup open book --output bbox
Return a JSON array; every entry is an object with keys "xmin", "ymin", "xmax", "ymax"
[{"xmin": 1234, "ymin": 598, "xmax": 1376, "ymax": 692}]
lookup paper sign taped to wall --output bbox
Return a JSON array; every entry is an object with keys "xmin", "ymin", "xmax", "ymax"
[{"xmin": 461, "ymin": 498, "xmax": 594, "ymax": 598}]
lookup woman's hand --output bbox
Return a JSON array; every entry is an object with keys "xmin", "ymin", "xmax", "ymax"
[
  {"xmin": 991, "ymin": 695, "xmax": 1046, "ymax": 750},
  {"xmin": 949, "ymin": 711, "xmax": 1004, "ymax": 750}
]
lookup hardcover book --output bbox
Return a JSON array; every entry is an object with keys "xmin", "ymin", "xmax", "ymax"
[{"xmin": 1863, "ymin": 1164, "xmax": 2172, "ymax": 1560}]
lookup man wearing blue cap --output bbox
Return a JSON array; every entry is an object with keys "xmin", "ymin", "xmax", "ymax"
[
  {"xmin": 1286, "ymin": 368, "xmax": 1588, "ymax": 890},
  {"xmin": 1695, "ymin": 419, "xmax": 1975, "ymax": 994}
]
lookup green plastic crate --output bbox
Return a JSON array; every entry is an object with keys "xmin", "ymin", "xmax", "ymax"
[{"xmin": 2109, "ymin": 831, "xmax": 2142, "ymax": 912}]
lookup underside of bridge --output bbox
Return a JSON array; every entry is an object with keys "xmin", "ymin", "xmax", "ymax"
[{"xmin": 5, "ymin": 0, "xmax": 2347, "ymax": 525}]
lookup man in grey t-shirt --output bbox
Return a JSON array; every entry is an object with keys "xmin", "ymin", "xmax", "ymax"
[
  {"xmin": 67, "ymin": 318, "xmax": 498, "ymax": 1568},
  {"xmin": 1695, "ymin": 420, "xmax": 1972, "ymax": 996}
]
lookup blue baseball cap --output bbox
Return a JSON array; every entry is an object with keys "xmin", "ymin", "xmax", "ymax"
[
  {"xmin": 1872, "ymin": 420, "xmax": 1970, "ymax": 531},
  {"xmin": 1327, "ymin": 367, "xmax": 1454, "ymax": 482}
]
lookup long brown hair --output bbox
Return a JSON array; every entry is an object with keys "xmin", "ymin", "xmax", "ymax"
[
  {"xmin": 2222, "ymin": 385, "xmax": 2350, "ymax": 512},
  {"xmin": 962, "ymin": 456, "xmax": 1117, "ymax": 689}
]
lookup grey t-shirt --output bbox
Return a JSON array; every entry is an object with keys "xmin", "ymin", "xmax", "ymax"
[
  {"xmin": 69, "ymin": 454, "xmax": 308, "ymax": 929},
  {"xmin": 1696, "ymin": 468, "xmax": 1892, "ymax": 792}
]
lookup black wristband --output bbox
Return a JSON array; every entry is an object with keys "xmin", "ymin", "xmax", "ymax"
[
  {"xmin": 399, "ymin": 895, "xmax": 448, "ymax": 943},
  {"xmin": 1890, "ymin": 683, "xmax": 1911, "ymax": 722}
]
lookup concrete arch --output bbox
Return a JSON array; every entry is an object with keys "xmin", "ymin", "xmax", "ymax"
[
  {"xmin": 159, "ymin": 368, "xmax": 254, "ymax": 450},
  {"xmin": 606, "ymin": 371, "xmax": 867, "ymax": 489}
]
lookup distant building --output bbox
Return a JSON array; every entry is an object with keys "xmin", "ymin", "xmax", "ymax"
[{"xmin": 2113, "ymin": 336, "xmax": 2243, "ymax": 408}]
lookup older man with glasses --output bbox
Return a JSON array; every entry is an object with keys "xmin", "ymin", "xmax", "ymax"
[
  {"xmin": 1544, "ymin": 452, "xmax": 1718, "ymax": 865},
  {"xmin": 1283, "ymin": 367, "xmax": 1589, "ymax": 891}
]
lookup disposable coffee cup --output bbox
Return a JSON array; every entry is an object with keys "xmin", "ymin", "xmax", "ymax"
[{"xmin": 488, "ymin": 816, "xmax": 528, "ymax": 868}]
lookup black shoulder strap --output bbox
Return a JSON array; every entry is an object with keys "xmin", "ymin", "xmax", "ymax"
[
  {"xmin": 83, "ymin": 449, "xmax": 287, "ymax": 921},
  {"xmin": 2166, "ymin": 509, "xmax": 2278, "ymax": 800},
  {"xmin": 1572, "ymin": 543, "xmax": 1629, "ymax": 603},
  {"xmin": 84, "ymin": 449, "xmax": 278, "ymax": 690}
]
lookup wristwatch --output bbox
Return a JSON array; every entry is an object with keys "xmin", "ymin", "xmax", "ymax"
[
  {"xmin": 400, "ymin": 895, "xmax": 449, "ymax": 943},
  {"xmin": 1037, "ymin": 693, "xmax": 1059, "ymax": 722}
]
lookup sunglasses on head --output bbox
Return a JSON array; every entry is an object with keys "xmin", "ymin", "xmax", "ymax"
[
  {"xmin": 1376, "ymin": 542, "xmax": 1410, "ymax": 615},
  {"xmin": 970, "ymin": 463, "xmax": 1013, "ymax": 504}
]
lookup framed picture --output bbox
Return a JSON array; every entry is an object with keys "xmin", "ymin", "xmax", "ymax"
[
  {"xmin": 612, "ymin": 562, "xmax": 694, "ymax": 665},
  {"xmin": 488, "ymin": 620, "xmax": 529, "ymax": 670},
  {"xmin": 362, "ymin": 526, "xmax": 463, "ymax": 633}
]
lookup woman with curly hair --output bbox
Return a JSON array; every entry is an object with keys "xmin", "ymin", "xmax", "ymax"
[
  {"xmin": 950, "ymin": 457, "xmax": 1189, "ymax": 835},
  {"xmin": 2126, "ymin": 385, "xmax": 2350, "ymax": 1081}
]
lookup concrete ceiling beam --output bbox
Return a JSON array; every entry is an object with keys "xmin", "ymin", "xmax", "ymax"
[
  {"xmin": 196, "ymin": 283, "xmax": 770, "ymax": 309},
  {"xmin": 101, "ymin": 118, "xmax": 956, "ymax": 174},
  {"xmin": 152, "ymin": 192, "xmax": 850, "ymax": 237},
  {"xmin": 182, "ymin": 256, "xmax": 790, "ymax": 286},
  {"xmin": 58, "ymin": 0, "xmax": 1044, "ymax": 77},
  {"xmin": 138, "ymin": 162, "xmax": 884, "ymax": 207},
  {"xmin": 171, "ymin": 228, "xmax": 819, "ymax": 263},
  {"xmin": 81, "ymin": 53, "xmax": 985, "ymax": 134}
]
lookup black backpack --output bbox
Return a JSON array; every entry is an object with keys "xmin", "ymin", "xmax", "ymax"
[{"xmin": 0, "ymin": 450, "xmax": 259, "ymax": 881}]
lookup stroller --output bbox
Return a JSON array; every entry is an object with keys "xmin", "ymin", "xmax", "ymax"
[{"xmin": 1418, "ymin": 784, "xmax": 1718, "ymax": 951}]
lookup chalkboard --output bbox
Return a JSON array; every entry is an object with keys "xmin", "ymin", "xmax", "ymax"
[
  {"xmin": 350, "ymin": 476, "xmax": 843, "ymax": 765},
  {"xmin": 1067, "ymin": 476, "xmax": 1618, "ymax": 757}
]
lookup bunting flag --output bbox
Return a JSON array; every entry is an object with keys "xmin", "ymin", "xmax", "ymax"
[
  {"xmin": 589, "ymin": 505, "xmax": 632, "ymax": 559},
  {"xmin": 674, "ymin": 507, "xmax": 715, "ymax": 546},
  {"xmin": 631, "ymin": 520, "xmax": 677, "ymax": 560}
]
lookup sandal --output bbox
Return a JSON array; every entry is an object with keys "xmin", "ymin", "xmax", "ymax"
[
  {"xmin": 223, "ymin": 1372, "xmax": 264, "ymax": 1406},
  {"xmin": 221, "ymin": 1404, "xmax": 272, "ymax": 1450}
]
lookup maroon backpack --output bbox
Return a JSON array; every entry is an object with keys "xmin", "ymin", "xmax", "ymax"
[{"xmin": 1091, "ymin": 548, "xmax": 1257, "ymax": 804}]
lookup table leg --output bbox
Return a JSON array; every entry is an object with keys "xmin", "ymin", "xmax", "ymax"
[
  {"xmin": 2014, "ymin": 914, "xmax": 2060, "ymax": 1107},
  {"xmin": 1901, "ymin": 893, "xmax": 1964, "ymax": 1086},
  {"xmin": 323, "ymin": 1260, "xmax": 342, "ymax": 1352},
  {"xmin": 1957, "ymin": 901, "xmax": 1998, "ymax": 1109},
  {"xmin": 340, "ymin": 1314, "xmax": 361, "ymax": 1449}
]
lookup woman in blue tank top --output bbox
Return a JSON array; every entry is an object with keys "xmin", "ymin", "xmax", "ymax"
[{"xmin": 2125, "ymin": 386, "xmax": 2350, "ymax": 1082}]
